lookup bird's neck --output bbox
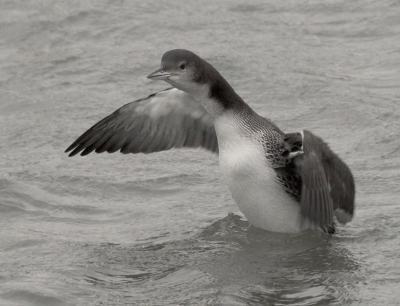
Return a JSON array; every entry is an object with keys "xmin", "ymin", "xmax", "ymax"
[{"xmin": 193, "ymin": 77, "xmax": 253, "ymax": 119}]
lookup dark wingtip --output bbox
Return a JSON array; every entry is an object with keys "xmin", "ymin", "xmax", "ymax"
[
  {"xmin": 65, "ymin": 144, "xmax": 74, "ymax": 153},
  {"xmin": 67, "ymin": 150, "xmax": 78, "ymax": 157},
  {"xmin": 65, "ymin": 144, "xmax": 77, "ymax": 157},
  {"xmin": 65, "ymin": 145, "xmax": 82, "ymax": 157},
  {"xmin": 79, "ymin": 150, "xmax": 91, "ymax": 156},
  {"xmin": 65, "ymin": 139, "xmax": 82, "ymax": 155}
]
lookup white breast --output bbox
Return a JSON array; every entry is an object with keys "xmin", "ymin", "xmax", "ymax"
[{"xmin": 214, "ymin": 115, "xmax": 304, "ymax": 233}]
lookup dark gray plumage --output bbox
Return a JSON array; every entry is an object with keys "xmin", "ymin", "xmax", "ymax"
[
  {"xmin": 282, "ymin": 131, "xmax": 355, "ymax": 233},
  {"xmin": 65, "ymin": 88, "xmax": 218, "ymax": 157}
]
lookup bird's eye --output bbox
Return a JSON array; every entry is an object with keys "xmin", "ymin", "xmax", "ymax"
[{"xmin": 180, "ymin": 63, "xmax": 186, "ymax": 69}]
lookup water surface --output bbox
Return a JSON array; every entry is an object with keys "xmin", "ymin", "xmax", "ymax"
[{"xmin": 1, "ymin": 1, "xmax": 399, "ymax": 305}]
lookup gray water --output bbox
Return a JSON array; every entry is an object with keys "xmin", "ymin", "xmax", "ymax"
[{"xmin": 1, "ymin": 1, "xmax": 399, "ymax": 305}]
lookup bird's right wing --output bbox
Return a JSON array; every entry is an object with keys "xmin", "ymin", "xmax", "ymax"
[{"xmin": 65, "ymin": 88, "xmax": 218, "ymax": 156}]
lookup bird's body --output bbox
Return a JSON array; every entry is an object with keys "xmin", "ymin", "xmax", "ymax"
[
  {"xmin": 66, "ymin": 49, "xmax": 355, "ymax": 234},
  {"xmin": 215, "ymin": 113, "xmax": 304, "ymax": 232}
]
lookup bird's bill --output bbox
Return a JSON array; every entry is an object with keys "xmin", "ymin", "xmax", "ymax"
[{"xmin": 147, "ymin": 67, "xmax": 171, "ymax": 80}]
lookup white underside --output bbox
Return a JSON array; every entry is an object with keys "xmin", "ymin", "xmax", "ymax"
[{"xmin": 214, "ymin": 115, "xmax": 306, "ymax": 233}]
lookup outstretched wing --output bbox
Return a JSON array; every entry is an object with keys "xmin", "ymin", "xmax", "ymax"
[
  {"xmin": 65, "ymin": 88, "xmax": 218, "ymax": 156},
  {"xmin": 282, "ymin": 130, "xmax": 355, "ymax": 233}
]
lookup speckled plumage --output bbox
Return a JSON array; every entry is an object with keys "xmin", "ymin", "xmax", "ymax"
[{"xmin": 66, "ymin": 49, "xmax": 355, "ymax": 234}]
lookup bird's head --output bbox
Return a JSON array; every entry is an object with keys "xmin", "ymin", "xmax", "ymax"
[
  {"xmin": 148, "ymin": 49, "xmax": 215, "ymax": 98},
  {"xmin": 148, "ymin": 49, "xmax": 243, "ymax": 116}
]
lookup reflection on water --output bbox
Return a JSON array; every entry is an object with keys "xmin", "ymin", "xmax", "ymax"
[
  {"xmin": 199, "ymin": 216, "xmax": 360, "ymax": 305},
  {"xmin": 70, "ymin": 215, "xmax": 360, "ymax": 305}
]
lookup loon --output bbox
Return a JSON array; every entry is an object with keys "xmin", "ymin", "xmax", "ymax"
[{"xmin": 65, "ymin": 49, "xmax": 355, "ymax": 234}]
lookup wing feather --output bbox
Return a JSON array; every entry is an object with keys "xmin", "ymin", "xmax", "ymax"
[
  {"xmin": 65, "ymin": 88, "xmax": 218, "ymax": 156},
  {"xmin": 281, "ymin": 130, "xmax": 355, "ymax": 233}
]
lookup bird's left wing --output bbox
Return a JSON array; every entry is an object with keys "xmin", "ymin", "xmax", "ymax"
[
  {"xmin": 284, "ymin": 130, "xmax": 355, "ymax": 233},
  {"xmin": 65, "ymin": 88, "xmax": 218, "ymax": 156},
  {"xmin": 298, "ymin": 142, "xmax": 335, "ymax": 233}
]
